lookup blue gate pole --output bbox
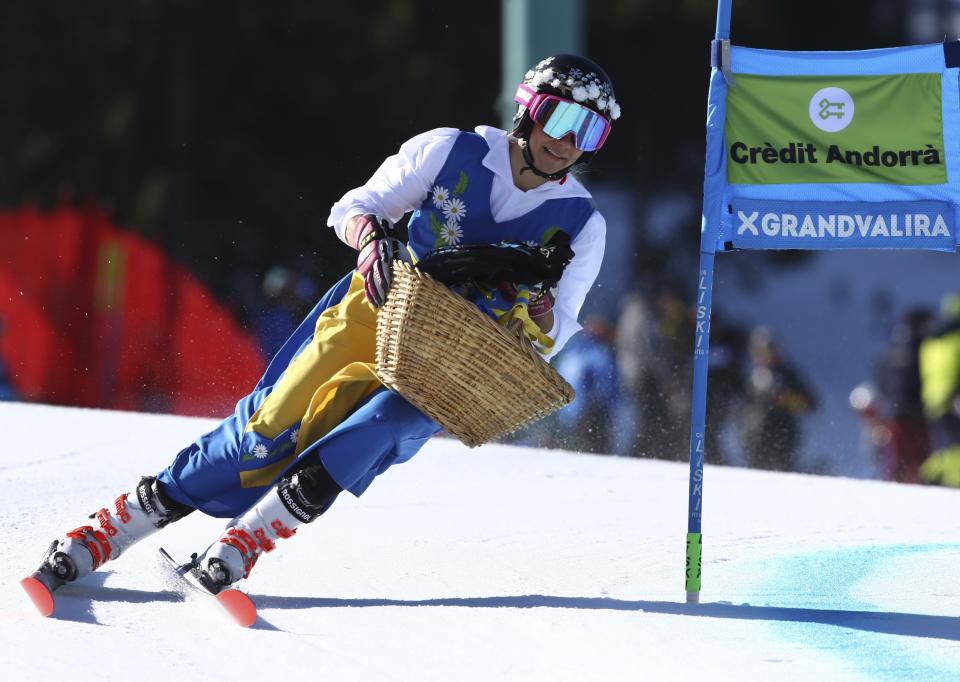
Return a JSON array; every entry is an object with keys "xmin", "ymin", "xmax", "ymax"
[
  {"xmin": 715, "ymin": 0, "xmax": 732, "ymax": 39},
  {"xmin": 685, "ymin": 0, "xmax": 732, "ymax": 603},
  {"xmin": 685, "ymin": 253, "xmax": 714, "ymax": 602}
]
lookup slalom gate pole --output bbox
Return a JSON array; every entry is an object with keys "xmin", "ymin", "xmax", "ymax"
[
  {"xmin": 715, "ymin": 0, "xmax": 732, "ymax": 40},
  {"xmin": 685, "ymin": 253, "xmax": 714, "ymax": 602},
  {"xmin": 684, "ymin": 0, "xmax": 731, "ymax": 603}
]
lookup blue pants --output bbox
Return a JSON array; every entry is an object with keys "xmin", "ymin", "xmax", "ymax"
[{"xmin": 157, "ymin": 272, "xmax": 440, "ymax": 518}]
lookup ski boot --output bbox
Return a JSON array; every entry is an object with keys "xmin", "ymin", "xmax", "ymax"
[
  {"xmin": 195, "ymin": 464, "xmax": 341, "ymax": 593},
  {"xmin": 21, "ymin": 476, "xmax": 192, "ymax": 616}
]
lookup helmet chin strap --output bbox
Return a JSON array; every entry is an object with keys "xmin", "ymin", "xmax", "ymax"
[{"xmin": 519, "ymin": 138, "xmax": 573, "ymax": 182}]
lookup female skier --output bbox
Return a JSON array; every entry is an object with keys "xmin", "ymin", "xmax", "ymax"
[{"xmin": 26, "ymin": 54, "xmax": 622, "ymax": 598}]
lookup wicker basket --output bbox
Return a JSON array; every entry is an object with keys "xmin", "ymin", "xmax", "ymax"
[{"xmin": 375, "ymin": 260, "xmax": 575, "ymax": 447}]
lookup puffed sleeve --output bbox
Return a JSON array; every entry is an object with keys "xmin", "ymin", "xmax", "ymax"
[
  {"xmin": 327, "ymin": 127, "xmax": 461, "ymax": 244},
  {"xmin": 537, "ymin": 211, "xmax": 606, "ymax": 359}
]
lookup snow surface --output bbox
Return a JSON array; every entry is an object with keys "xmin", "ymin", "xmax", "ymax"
[{"xmin": 1, "ymin": 401, "xmax": 958, "ymax": 681}]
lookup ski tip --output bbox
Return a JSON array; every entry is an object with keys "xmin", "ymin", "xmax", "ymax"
[
  {"xmin": 20, "ymin": 576, "xmax": 55, "ymax": 617},
  {"xmin": 217, "ymin": 589, "xmax": 257, "ymax": 628}
]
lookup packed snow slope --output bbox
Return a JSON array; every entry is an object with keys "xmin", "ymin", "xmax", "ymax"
[{"xmin": 1, "ymin": 402, "xmax": 958, "ymax": 681}]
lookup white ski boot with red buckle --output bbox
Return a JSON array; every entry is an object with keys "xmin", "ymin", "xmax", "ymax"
[
  {"xmin": 195, "ymin": 473, "xmax": 323, "ymax": 593},
  {"xmin": 44, "ymin": 476, "xmax": 191, "ymax": 586}
]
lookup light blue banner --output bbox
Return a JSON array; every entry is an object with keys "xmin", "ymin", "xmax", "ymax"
[
  {"xmin": 727, "ymin": 199, "xmax": 955, "ymax": 252},
  {"xmin": 702, "ymin": 41, "xmax": 960, "ymax": 254}
]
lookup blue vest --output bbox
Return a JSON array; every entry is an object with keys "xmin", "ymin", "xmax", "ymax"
[
  {"xmin": 407, "ymin": 132, "xmax": 593, "ymax": 256},
  {"xmin": 406, "ymin": 131, "xmax": 595, "ymax": 316}
]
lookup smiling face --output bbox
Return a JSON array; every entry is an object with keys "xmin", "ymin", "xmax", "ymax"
[{"xmin": 527, "ymin": 122, "xmax": 584, "ymax": 176}]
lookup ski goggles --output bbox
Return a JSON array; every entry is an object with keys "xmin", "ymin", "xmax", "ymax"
[{"xmin": 514, "ymin": 84, "xmax": 612, "ymax": 152}]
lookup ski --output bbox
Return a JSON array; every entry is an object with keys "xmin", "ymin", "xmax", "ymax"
[
  {"xmin": 20, "ymin": 540, "xmax": 67, "ymax": 618},
  {"xmin": 158, "ymin": 547, "xmax": 257, "ymax": 628},
  {"xmin": 20, "ymin": 574, "xmax": 56, "ymax": 617}
]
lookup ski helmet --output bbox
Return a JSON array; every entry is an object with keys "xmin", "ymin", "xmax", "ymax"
[{"xmin": 512, "ymin": 54, "xmax": 621, "ymax": 181}]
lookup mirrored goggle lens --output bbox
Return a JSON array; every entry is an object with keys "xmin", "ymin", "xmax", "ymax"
[{"xmin": 534, "ymin": 98, "xmax": 610, "ymax": 152}]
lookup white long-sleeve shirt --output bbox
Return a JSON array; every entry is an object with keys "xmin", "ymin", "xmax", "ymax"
[{"xmin": 326, "ymin": 125, "xmax": 606, "ymax": 358}]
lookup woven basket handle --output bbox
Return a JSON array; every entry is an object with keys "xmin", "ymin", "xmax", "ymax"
[{"xmin": 503, "ymin": 317, "xmax": 545, "ymax": 363}]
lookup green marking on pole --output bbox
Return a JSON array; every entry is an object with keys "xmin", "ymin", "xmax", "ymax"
[{"xmin": 685, "ymin": 532, "xmax": 702, "ymax": 593}]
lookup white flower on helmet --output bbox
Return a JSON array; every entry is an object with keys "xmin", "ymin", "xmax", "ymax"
[
  {"xmin": 251, "ymin": 444, "xmax": 269, "ymax": 460},
  {"xmin": 520, "ymin": 56, "xmax": 623, "ymax": 123}
]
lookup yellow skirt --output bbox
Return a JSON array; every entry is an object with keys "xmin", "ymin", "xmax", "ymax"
[{"xmin": 240, "ymin": 272, "xmax": 382, "ymax": 486}]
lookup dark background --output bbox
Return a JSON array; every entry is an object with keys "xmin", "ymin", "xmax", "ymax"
[{"xmin": 0, "ymin": 1, "xmax": 907, "ymax": 324}]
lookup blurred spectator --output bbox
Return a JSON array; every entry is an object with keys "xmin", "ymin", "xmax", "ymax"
[
  {"xmin": 739, "ymin": 326, "xmax": 816, "ymax": 471},
  {"xmin": 555, "ymin": 316, "xmax": 620, "ymax": 454},
  {"xmin": 614, "ymin": 286, "xmax": 695, "ymax": 460},
  {"xmin": 0, "ymin": 317, "xmax": 18, "ymax": 401},
  {"xmin": 614, "ymin": 289, "xmax": 666, "ymax": 457},
  {"xmin": 872, "ymin": 308, "xmax": 933, "ymax": 482},
  {"xmin": 254, "ymin": 266, "xmax": 317, "ymax": 360},
  {"xmin": 705, "ymin": 313, "xmax": 747, "ymax": 465},
  {"xmin": 655, "ymin": 288, "xmax": 695, "ymax": 459},
  {"xmin": 918, "ymin": 293, "xmax": 960, "ymax": 487},
  {"xmin": 849, "ymin": 381, "xmax": 892, "ymax": 476}
]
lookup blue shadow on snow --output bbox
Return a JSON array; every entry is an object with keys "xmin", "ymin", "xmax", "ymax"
[{"xmin": 247, "ymin": 593, "xmax": 959, "ymax": 641}]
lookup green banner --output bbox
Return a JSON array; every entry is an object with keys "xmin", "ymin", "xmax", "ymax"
[{"xmin": 726, "ymin": 74, "xmax": 945, "ymax": 185}]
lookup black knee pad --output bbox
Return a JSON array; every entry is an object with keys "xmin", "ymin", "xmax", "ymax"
[
  {"xmin": 276, "ymin": 459, "xmax": 342, "ymax": 524},
  {"xmin": 139, "ymin": 476, "xmax": 195, "ymax": 528}
]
